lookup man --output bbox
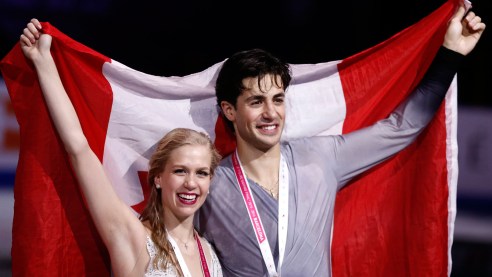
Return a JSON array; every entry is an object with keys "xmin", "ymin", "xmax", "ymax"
[{"xmin": 195, "ymin": 6, "xmax": 485, "ymax": 276}]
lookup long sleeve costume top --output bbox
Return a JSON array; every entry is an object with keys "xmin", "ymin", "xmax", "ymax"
[{"xmin": 195, "ymin": 47, "xmax": 464, "ymax": 277}]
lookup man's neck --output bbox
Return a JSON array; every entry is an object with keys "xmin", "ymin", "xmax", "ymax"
[{"xmin": 236, "ymin": 142, "xmax": 281, "ymax": 190}]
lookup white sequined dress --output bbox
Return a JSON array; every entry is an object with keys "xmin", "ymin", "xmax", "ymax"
[{"xmin": 145, "ymin": 236, "xmax": 223, "ymax": 277}]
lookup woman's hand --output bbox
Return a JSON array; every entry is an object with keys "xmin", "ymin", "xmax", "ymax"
[{"xmin": 20, "ymin": 18, "xmax": 53, "ymax": 63}]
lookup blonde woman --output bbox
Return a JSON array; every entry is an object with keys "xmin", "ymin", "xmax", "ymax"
[{"xmin": 20, "ymin": 18, "xmax": 223, "ymax": 277}]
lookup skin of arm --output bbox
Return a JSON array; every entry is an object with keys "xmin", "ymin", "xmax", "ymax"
[{"xmin": 20, "ymin": 20, "xmax": 149, "ymax": 276}]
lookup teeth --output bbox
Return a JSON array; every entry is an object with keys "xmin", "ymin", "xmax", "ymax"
[
  {"xmin": 178, "ymin": 194, "xmax": 196, "ymax": 200},
  {"xmin": 262, "ymin": 125, "xmax": 276, "ymax": 130}
]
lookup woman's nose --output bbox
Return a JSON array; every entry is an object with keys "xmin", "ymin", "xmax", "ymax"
[{"xmin": 184, "ymin": 174, "xmax": 198, "ymax": 189}]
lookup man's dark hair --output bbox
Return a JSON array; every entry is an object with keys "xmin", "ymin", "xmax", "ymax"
[{"xmin": 215, "ymin": 48, "xmax": 292, "ymax": 131}]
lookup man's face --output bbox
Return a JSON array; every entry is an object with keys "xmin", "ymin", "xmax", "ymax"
[{"xmin": 221, "ymin": 74, "xmax": 285, "ymax": 152}]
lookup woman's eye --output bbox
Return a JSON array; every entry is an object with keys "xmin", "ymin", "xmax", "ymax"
[
  {"xmin": 197, "ymin": 170, "xmax": 210, "ymax": 177},
  {"xmin": 173, "ymin": 169, "xmax": 186, "ymax": 175}
]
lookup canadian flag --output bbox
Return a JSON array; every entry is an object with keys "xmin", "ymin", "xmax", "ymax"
[{"xmin": 0, "ymin": 0, "xmax": 460, "ymax": 276}]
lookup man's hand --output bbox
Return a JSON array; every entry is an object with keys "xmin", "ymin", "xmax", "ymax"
[{"xmin": 443, "ymin": 5, "xmax": 486, "ymax": 56}]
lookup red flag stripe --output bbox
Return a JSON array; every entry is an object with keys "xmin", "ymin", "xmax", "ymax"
[
  {"xmin": 1, "ymin": 23, "xmax": 112, "ymax": 276},
  {"xmin": 332, "ymin": 1, "xmax": 456, "ymax": 276}
]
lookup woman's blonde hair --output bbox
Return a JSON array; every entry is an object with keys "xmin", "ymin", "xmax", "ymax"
[{"xmin": 139, "ymin": 128, "xmax": 221, "ymax": 275}]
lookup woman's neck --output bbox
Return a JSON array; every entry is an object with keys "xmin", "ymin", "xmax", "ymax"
[{"xmin": 163, "ymin": 211, "xmax": 195, "ymax": 243}]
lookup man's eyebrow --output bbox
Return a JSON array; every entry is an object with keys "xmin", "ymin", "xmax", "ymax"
[
  {"xmin": 245, "ymin": 95, "xmax": 266, "ymax": 101},
  {"xmin": 245, "ymin": 92, "xmax": 285, "ymax": 102}
]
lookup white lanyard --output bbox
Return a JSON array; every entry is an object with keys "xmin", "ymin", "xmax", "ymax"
[
  {"xmin": 232, "ymin": 150, "xmax": 289, "ymax": 277},
  {"xmin": 277, "ymin": 153, "xmax": 289, "ymax": 272}
]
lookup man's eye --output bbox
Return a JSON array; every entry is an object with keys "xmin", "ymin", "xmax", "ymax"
[
  {"xmin": 250, "ymin": 100, "xmax": 262, "ymax": 106},
  {"xmin": 274, "ymin": 97, "xmax": 284, "ymax": 104}
]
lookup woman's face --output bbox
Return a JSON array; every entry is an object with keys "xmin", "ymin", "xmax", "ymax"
[{"xmin": 154, "ymin": 144, "xmax": 212, "ymax": 221}]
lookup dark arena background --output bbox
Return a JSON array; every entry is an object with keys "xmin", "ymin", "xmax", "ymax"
[{"xmin": 0, "ymin": 0, "xmax": 490, "ymax": 276}]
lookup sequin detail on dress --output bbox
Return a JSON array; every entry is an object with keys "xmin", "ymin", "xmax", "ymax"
[{"xmin": 144, "ymin": 236, "xmax": 223, "ymax": 277}]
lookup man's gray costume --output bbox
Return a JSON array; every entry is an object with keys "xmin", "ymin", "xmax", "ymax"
[{"xmin": 196, "ymin": 48, "xmax": 462, "ymax": 277}]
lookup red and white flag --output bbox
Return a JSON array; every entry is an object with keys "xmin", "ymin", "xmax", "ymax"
[{"xmin": 0, "ymin": 0, "xmax": 460, "ymax": 276}]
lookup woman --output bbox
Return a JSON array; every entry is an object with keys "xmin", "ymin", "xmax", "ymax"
[{"xmin": 20, "ymin": 18, "xmax": 223, "ymax": 277}]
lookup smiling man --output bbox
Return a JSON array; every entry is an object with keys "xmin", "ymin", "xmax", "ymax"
[{"xmin": 195, "ymin": 6, "xmax": 485, "ymax": 277}]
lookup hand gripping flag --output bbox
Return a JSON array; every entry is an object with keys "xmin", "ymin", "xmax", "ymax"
[{"xmin": 0, "ymin": 0, "xmax": 463, "ymax": 276}]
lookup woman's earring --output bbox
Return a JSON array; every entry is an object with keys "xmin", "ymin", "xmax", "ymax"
[{"xmin": 155, "ymin": 183, "xmax": 161, "ymax": 189}]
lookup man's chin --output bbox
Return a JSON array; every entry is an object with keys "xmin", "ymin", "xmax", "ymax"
[{"xmin": 254, "ymin": 138, "xmax": 281, "ymax": 152}]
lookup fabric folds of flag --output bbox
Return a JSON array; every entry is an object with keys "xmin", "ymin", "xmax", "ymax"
[{"xmin": 0, "ymin": 0, "xmax": 460, "ymax": 276}]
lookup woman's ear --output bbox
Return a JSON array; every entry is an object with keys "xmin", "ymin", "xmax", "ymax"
[{"xmin": 154, "ymin": 176, "xmax": 161, "ymax": 189}]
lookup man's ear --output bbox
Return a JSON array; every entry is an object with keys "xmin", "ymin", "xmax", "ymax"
[{"xmin": 220, "ymin": 101, "xmax": 236, "ymax": 121}]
